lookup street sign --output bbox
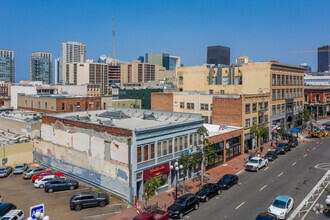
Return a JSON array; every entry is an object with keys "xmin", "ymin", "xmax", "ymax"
[{"xmin": 30, "ymin": 203, "xmax": 44, "ymax": 219}]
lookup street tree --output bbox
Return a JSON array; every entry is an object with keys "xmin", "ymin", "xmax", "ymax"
[
  {"xmin": 250, "ymin": 125, "xmax": 268, "ymax": 151},
  {"xmin": 178, "ymin": 152, "xmax": 199, "ymax": 195},
  {"xmin": 297, "ymin": 109, "xmax": 311, "ymax": 126},
  {"xmin": 143, "ymin": 177, "xmax": 161, "ymax": 210}
]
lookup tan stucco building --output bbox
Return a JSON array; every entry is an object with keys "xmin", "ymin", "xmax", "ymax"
[{"xmin": 120, "ymin": 60, "xmax": 158, "ymax": 86}]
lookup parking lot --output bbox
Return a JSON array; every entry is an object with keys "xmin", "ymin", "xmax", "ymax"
[{"xmin": 0, "ymin": 170, "xmax": 129, "ymax": 219}]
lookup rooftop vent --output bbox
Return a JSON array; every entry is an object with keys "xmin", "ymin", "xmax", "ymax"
[
  {"xmin": 143, "ymin": 112, "xmax": 156, "ymax": 120},
  {"xmin": 98, "ymin": 111, "xmax": 131, "ymax": 119}
]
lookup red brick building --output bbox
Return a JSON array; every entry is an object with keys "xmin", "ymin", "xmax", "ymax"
[
  {"xmin": 17, "ymin": 94, "xmax": 102, "ymax": 114},
  {"xmin": 0, "ymin": 97, "xmax": 10, "ymax": 106},
  {"xmin": 304, "ymin": 86, "xmax": 330, "ymax": 117}
]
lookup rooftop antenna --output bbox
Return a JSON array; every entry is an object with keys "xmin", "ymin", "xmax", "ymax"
[{"xmin": 112, "ymin": 16, "xmax": 116, "ymax": 66}]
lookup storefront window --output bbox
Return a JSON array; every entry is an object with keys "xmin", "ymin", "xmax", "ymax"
[
  {"xmin": 226, "ymin": 136, "xmax": 242, "ymax": 161},
  {"xmin": 156, "ymin": 174, "xmax": 168, "ymax": 187},
  {"xmin": 194, "ymin": 162, "xmax": 201, "ymax": 173},
  {"xmin": 157, "ymin": 142, "xmax": 162, "ymax": 157},
  {"xmin": 207, "ymin": 142, "xmax": 224, "ymax": 169},
  {"xmin": 194, "ymin": 134, "xmax": 198, "ymax": 146},
  {"xmin": 137, "ymin": 146, "xmax": 142, "ymax": 163}
]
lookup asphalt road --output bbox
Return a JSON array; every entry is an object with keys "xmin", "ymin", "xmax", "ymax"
[{"xmin": 187, "ymin": 134, "xmax": 330, "ymax": 220}]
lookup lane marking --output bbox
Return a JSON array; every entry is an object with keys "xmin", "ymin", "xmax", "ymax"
[
  {"xmin": 264, "ymin": 167, "xmax": 269, "ymax": 171},
  {"xmin": 313, "ymin": 147, "xmax": 316, "ymax": 150},
  {"xmin": 292, "ymin": 162, "xmax": 296, "ymax": 166},
  {"xmin": 278, "ymin": 172, "xmax": 283, "ymax": 177},
  {"xmin": 303, "ymin": 154, "xmax": 307, "ymax": 157},
  {"xmin": 259, "ymin": 185, "xmax": 267, "ymax": 191},
  {"xmin": 235, "ymin": 202, "xmax": 245, "ymax": 210}
]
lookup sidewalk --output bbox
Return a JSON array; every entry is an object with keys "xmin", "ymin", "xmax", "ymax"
[{"xmin": 109, "ymin": 138, "xmax": 298, "ymax": 220}]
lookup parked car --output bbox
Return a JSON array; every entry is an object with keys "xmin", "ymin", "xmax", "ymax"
[
  {"xmin": 245, "ymin": 157, "xmax": 268, "ymax": 172},
  {"xmin": 288, "ymin": 138, "xmax": 298, "ymax": 148},
  {"xmin": 133, "ymin": 210, "xmax": 169, "ymax": 220},
  {"xmin": 0, "ymin": 196, "xmax": 2, "ymax": 204},
  {"xmin": 322, "ymin": 123, "xmax": 330, "ymax": 131},
  {"xmin": 195, "ymin": 183, "xmax": 221, "ymax": 202},
  {"xmin": 0, "ymin": 204, "xmax": 16, "ymax": 218},
  {"xmin": 34, "ymin": 175, "xmax": 58, "ymax": 188},
  {"xmin": 264, "ymin": 150, "xmax": 278, "ymax": 161},
  {"xmin": 45, "ymin": 179, "xmax": 79, "ymax": 193},
  {"xmin": 275, "ymin": 143, "xmax": 290, "ymax": 154},
  {"xmin": 0, "ymin": 209, "xmax": 24, "ymax": 220},
  {"xmin": 167, "ymin": 194, "xmax": 199, "ymax": 219},
  {"xmin": 0, "ymin": 167, "xmax": 12, "ymax": 178},
  {"xmin": 217, "ymin": 174, "xmax": 238, "ymax": 189},
  {"xmin": 268, "ymin": 195, "xmax": 294, "ymax": 219},
  {"xmin": 70, "ymin": 191, "xmax": 109, "ymax": 211},
  {"xmin": 256, "ymin": 212, "xmax": 278, "ymax": 220},
  {"xmin": 13, "ymin": 163, "xmax": 28, "ymax": 175},
  {"xmin": 32, "ymin": 170, "xmax": 63, "ymax": 182},
  {"xmin": 22, "ymin": 167, "xmax": 45, "ymax": 179}
]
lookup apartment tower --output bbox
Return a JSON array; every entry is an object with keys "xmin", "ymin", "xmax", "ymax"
[
  {"xmin": 30, "ymin": 52, "xmax": 53, "ymax": 84},
  {"xmin": 0, "ymin": 49, "xmax": 15, "ymax": 82}
]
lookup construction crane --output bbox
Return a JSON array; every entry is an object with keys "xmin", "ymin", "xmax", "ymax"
[{"xmin": 292, "ymin": 49, "xmax": 330, "ymax": 54}]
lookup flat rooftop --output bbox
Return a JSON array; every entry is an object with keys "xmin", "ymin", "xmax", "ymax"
[
  {"xmin": 48, "ymin": 107, "xmax": 203, "ymax": 131},
  {"xmin": 19, "ymin": 94, "xmax": 94, "ymax": 99},
  {"xmin": 203, "ymin": 124, "xmax": 242, "ymax": 137},
  {"xmin": 0, "ymin": 110, "xmax": 42, "ymax": 123},
  {"xmin": 0, "ymin": 129, "xmax": 30, "ymax": 146}
]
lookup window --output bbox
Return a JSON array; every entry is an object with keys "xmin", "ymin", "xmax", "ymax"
[
  {"xmin": 290, "ymin": 76, "xmax": 292, "ymax": 85},
  {"xmin": 277, "ymin": 89, "xmax": 281, "ymax": 100},
  {"xmin": 169, "ymin": 139, "xmax": 173, "ymax": 154},
  {"xmin": 190, "ymin": 134, "xmax": 193, "ymax": 146},
  {"xmin": 290, "ymin": 89, "xmax": 292, "ymax": 98},
  {"xmin": 209, "ymin": 90, "xmax": 214, "ymax": 94},
  {"xmin": 179, "ymin": 76, "xmax": 183, "ymax": 85},
  {"xmin": 258, "ymin": 115, "xmax": 263, "ymax": 124},
  {"xmin": 194, "ymin": 134, "xmax": 198, "ymax": 146},
  {"xmin": 180, "ymin": 102, "xmax": 184, "ymax": 109},
  {"xmin": 272, "ymin": 89, "xmax": 276, "ymax": 100},
  {"xmin": 300, "ymin": 88, "xmax": 303, "ymax": 97},
  {"xmin": 62, "ymin": 103, "xmax": 65, "ymax": 110},
  {"xmin": 294, "ymin": 76, "xmax": 296, "ymax": 85},
  {"xmin": 187, "ymin": 103, "xmax": 194, "ymax": 109},
  {"xmin": 174, "ymin": 138, "xmax": 178, "ymax": 152},
  {"xmin": 137, "ymin": 146, "xmax": 142, "ymax": 163},
  {"xmin": 45, "ymin": 102, "xmax": 48, "ymax": 110},
  {"xmin": 179, "ymin": 137, "xmax": 183, "ymax": 151},
  {"xmin": 184, "ymin": 136, "xmax": 188, "ymax": 149},
  {"xmin": 77, "ymin": 102, "xmax": 80, "ymax": 109},
  {"xmin": 316, "ymin": 94, "xmax": 320, "ymax": 103},
  {"xmin": 293, "ymin": 89, "xmax": 296, "ymax": 98},
  {"xmin": 200, "ymin": 103, "xmax": 209, "ymax": 110},
  {"xmin": 282, "ymin": 104, "xmax": 285, "ymax": 113},
  {"xmin": 305, "ymin": 94, "xmax": 308, "ymax": 102},
  {"xmin": 286, "ymin": 89, "xmax": 289, "ymax": 98},
  {"xmin": 163, "ymin": 140, "xmax": 168, "ymax": 156},
  {"xmin": 277, "ymin": 105, "xmax": 280, "ymax": 114},
  {"xmin": 272, "ymin": 105, "xmax": 276, "ymax": 115},
  {"xmin": 272, "ymin": 74, "xmax": 276, "ymax": 85},
  {"xmin": 282, "ymin": 89, "xmax": 285, "ymax": 99},
  {"xmin": 202, "ymin": 116, "xmax": 208, "ymax": 123},
  {"xmin": 220, "ymin": 90, "xmax": 225, "ymax": 94},
  {"xmin": 264, "ymin": 115, "xmax": 268, "ymax": 123},
  {"xmin": 286, "ymin": 76, "xmax": 289, "ymax": 85},
  {"xmin": 282, "ymin": 75, "xmax": 285, "ymax": 85},
  {"xmin": 252, "ymin": 117, "xmax": 257, "ymax": 125},
  {"xmin": 264, "ymin": 102, "xmax": 268, "ymax": 110},
  {"xmin": 293, "ymin": 102, "xmax": 296, "ymax": 111},
  {"xmin": 277, "ymin": 75, "xmax": 281, "ymax": 85},
  {"xmin": 245, "ymin": 119, "xmax": 250, "ymax": 128},
  {"xmin": 157, "ymin": 142, "xmax": 162, "ymax": 157},
  {"xmin": 245, "ymin": 104, "xmax": 250, "ymax": 114},
  {"xmin": 252, "ymin": 103, "xmax": 257, "ymax": 112},
  {"xmin": 150, "ymin": 144, "xmax": 155, "ymax": 159},
  {"xmin": 144, "ymin": 145, "xmax": 149, "ymax": 161},
  {"xmin": 211, "ymin": 104, "xmax": 213, "ymax": 110}
]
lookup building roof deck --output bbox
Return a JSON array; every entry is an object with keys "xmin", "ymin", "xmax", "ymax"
[
  {"xmin": 0, "ymin": 129, "xmax": 30, "ymax": 146},
  {"xmin": 0, "ymin": 110, "xmax": 41, "ymax": 123},
  {"xmin": 203, "ymin": 124, "xmax": 242, "ymax": 137}
]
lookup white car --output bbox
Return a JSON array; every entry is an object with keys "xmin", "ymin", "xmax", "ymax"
[
  {"xmin": 0, "ymin": 209, "xmax": 24, "ymax": 220},
  {"xmin": 268, "ymin": 195, "xmax": 294, "ymax": 219},
  {"xmin": 34, "ymin": 175, "xmax": 56, "ymax": 188},
  {"xmin": 245, "ymin": 156, "xmax": 268, "ymax": 171}
]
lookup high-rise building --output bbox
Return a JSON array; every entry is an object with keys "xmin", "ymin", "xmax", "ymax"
[
  {"xmin": 169, "ymin": 56, "xmax": 181, "ymax": 74},
  {"xmin": 108, "ymin": 65, "xmax": 121, "ymax": 85},
  {"xmin": 0, "ymin": 49, "xmax": 15, "ymax": 82},
  {"xmin": 120, "ymin": 60, "xmax": 158, "ymax": 86},
  {"xmin": 299, "ymin": 63, "xmax": 312, "ymax": 73},
  {"xmin": 30, "ymin": 52, "xmax": 53, "ymax": 84},
  {"xmin": 60, "ymin": 41, "xmax": 86, "ymax": 84},
  {"xmin": 318, "ymin": 45, "xmax": 330, "ymax": 72},
  {"xmin": 145, "ymin": 53, "xmax": 169, "ymax": 70},
  {"xmin": 138, "ymin": 56, "xmax": 144, "ymax": 63},
  {"xmin": 54, "ymin": 58, "xmax": 60, "ymax": 84},
  {"xmin": 207, "ymin": 45, "xmax": 230, "ymax": 65}
]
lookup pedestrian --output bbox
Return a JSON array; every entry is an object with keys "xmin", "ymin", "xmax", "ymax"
[
  {"xmin": 270, "ymin": 141, "xmax": 273, "ymax": 148},
  {"xmin": 260, "ymin": 145, "xmax": 264, "ymax": 153}
]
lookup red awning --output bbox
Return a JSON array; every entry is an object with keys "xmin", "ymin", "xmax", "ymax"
[{"xmin": 143, "ymin": 162, "xmax": 170, "ymax": 181}]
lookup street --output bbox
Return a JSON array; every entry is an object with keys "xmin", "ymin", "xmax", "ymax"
[{"xmin": 187, "ymin": 134, "xmax": 330, "ymax": 220}]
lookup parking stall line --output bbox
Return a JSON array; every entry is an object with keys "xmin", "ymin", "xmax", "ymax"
[
  {"xmin": 235, "ymin": 202, "xmax": 245, "ymax": 210},
  {"xmin": 303, "ymin": 154, "xmax": 307, "ymax": 158},
  {"xmin": 264, "ymin": 167, "xmax": 269, "ymax": 171},
  {"xmin": 313, "ymin": 147, "xmax": 316, "ymax": 150},
  {"xmin": 259, "ymin": 185, "xmax": 267, "ymax": 191},
  {"xmin": 278, "ymin": 172, "xmax": 283, "ymax": 177},
  {"xmin": 292, "ymin": 162, "xmax": 296, "ymax": 166},
  {"xmin": 53, "ymin": 187, "xmax": 90, "ymax": 194}
]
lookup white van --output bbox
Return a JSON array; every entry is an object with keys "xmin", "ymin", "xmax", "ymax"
[{"xmin": 0, "ymin": 210, "xmax": 24, "ymax": 220}]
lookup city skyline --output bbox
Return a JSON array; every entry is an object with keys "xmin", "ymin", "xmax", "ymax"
[{"xmin": 1, "ymin": 0, "xmax": 329, "ymax": 82}]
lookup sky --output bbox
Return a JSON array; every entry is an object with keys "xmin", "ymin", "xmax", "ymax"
[{"xmin": 1, "ymin": 0, "xmax": 330, "ymax": 82}]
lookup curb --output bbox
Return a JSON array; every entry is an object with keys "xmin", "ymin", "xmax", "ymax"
[{"xmin": 235, "ymin": 169, "xmax": 245, "ymax": 176}]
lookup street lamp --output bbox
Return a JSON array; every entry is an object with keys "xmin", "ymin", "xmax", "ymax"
[
  {"xmin": 325, "ymin": 195, "xmax": 330, "ymax": 216},
  {"xmin": 170, "ymin": 162, "xmax": 183, "ymax": 200}
]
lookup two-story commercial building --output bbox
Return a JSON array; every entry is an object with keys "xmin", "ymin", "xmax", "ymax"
[{"xmin": 304, "ymin": 86, "xmax": 330, "ymax": 117}]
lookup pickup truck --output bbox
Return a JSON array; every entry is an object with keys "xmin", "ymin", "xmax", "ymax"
[
  {"xmin": 245, "ymin": 156, "xmax": 268, "ymax": 172},
  {"xmin": 133, "ymin": 210, "xmax": 169, "ymax": 220}
]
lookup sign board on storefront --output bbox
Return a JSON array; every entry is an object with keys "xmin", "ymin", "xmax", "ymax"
[{"xmin": 143, "ymin": 163, "xmax": 170, "ymax": 181}]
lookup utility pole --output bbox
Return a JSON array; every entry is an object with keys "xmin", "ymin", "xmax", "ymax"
[{"xmin": 112, "ymin": 17, "xmax": 116, "ymax": 66}]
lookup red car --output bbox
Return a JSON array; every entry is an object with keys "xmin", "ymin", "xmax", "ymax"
[
  {"xmin": 133, "ymin": 210, "xmax": 169, "ymax": 220},
  {"xmin": 32, "ymin": 171, "xmax": 63, "ymax": 182}
]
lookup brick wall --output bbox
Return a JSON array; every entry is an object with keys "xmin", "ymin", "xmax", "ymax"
[
  {"xmin": 212, "ymin": 96, "xmax": 243, "ymax": 126},
  {"xmin": 56, "ymin": 97, "xmax": 102, "ymax": 112},
  {"xmin": 151, "ymin": 93, "xmax": 173, "ymax": 111},
  {"xmin": 42, "ymin": 115, "xmax": 132, "ymax": 137}
]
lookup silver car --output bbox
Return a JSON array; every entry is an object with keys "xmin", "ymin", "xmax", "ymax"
[
  {"xmin": 13, "ymin": 163, "xmax": 28, "ymax": 174},
  {"xmin": 0, "ymin": 195, "xmax": 3, "ymax": 204},
  {"xmin": 0, "ymin": 166, "xmax": 12, "ymax": 177},
  {"xmin": 22, "ymin": 167, "xmax": 45, "ymax": 179}
]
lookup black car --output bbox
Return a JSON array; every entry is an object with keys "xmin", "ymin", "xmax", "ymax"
[
  {"xmin": 288, "ymin": 138, "xmax": 298, "ymax": 148},
  {"xmin": 167, "ymin": 194, "xmax": 199, "ymax": 219},
  {"xmin": 70, "ymin": 191, "xmax": 110, "ymax": 211},
  {"xmin": 217, "ymin": 174, "xmax": 238, "ymax": 189},
  {"xmin": 0, "ymin": 203, "xmax": 16, "ymax": 217},
  {"xmin": 255, "ymin": 212, "xmax": 278, "ymax": 220},
  {"xmin": 275, "ymin": 143, "xmax": 290, "ymax": 154},
  {"xmin": 264, "ymin": 150, "xmax": 278, "ymax": 161},
  {"xmin": 195, "ymin": 183, "xmax": 221, "ymax": 202},
  {"xmin": 45, "ymin": 179, "xmax": 79, "ymax": 193}
]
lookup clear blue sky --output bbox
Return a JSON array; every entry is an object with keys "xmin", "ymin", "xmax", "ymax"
[{"xmin": 1, "ymin": 0, "xmax": 329, "ymax": 82}]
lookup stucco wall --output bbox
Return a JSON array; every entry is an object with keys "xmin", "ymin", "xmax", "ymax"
[
  {"xmin": 0, "ymin": 142, "xmax": 34, "ymax": 167},
  {"xmin": 0, "ymin": 117, "xmax": 41, "ymax": 139}
]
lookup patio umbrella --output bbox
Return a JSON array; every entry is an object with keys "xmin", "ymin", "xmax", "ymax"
[{"xmin": 289, "ymin": 128, "xmax": 301, "ymax": 133}]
